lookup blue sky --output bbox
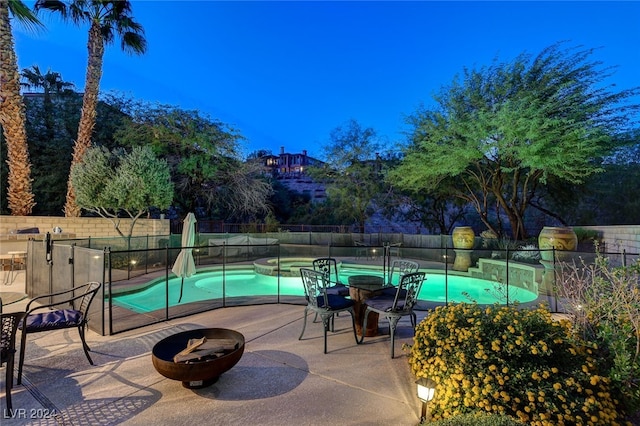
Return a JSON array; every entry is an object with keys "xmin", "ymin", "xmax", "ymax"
[{"xmin": 13, "ymin": 1, "xmax": 640, "ymax": 159}]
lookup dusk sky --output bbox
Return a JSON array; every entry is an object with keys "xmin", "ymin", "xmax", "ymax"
[{"xmin": 13, "ymin": 1, "xmax": 640, "ymax": 159}]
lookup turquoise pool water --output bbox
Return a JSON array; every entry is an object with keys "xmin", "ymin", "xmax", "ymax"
[{"xmin": 112, "ymin": 267, "xmax": 538, "ymax": 313}]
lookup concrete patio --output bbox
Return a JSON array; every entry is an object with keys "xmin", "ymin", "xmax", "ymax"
[{"xmin": 1, "ymin": 272, "xmax": 424, "ymax": 426}]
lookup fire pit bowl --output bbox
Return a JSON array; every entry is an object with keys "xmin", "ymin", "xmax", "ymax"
[{"xmin": 152, "ymin": 328, "xmax": 245, "ymax": 389}]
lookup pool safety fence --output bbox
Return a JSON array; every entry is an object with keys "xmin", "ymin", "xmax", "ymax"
[{"xmin": 23, "ymin": 236, "xmax": 639, "ymax": 336}]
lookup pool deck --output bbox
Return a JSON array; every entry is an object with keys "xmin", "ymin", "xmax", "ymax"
[
  {"xmin": 0, "ymin": 257, "xmax": 556, "ymax": 425},
  {"xmin": 1, "ymin": 272, "xmax": 428, "ymax": 426}
]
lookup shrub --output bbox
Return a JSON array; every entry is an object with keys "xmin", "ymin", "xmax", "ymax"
[
  {"xmin": 408, "ymin": 303, "xmax": 624, "ymax": 425},
  {"xmin": 557, "ymin": 254, "xmax": 640, "ymax": 418},
  {"xmin": 481, "ymin": 230, "xmax": 499, "ymax": 249},
  {"xmin": 573, "ymin": 227, "xmax": 601, "ymax": 244},
  {"xmin": 429, "ymin": 413, "xmax": 525, "ymax": 425},
  {"xmin": 483, "ymin": 238, "xmax": 523, "ymax": 259},
  {"xmin": 511, "ymin": 244, "xmax": 541, "ymax": 264}
]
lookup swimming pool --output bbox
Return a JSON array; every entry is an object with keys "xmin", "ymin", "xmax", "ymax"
[{"xmin": 112, "ymin": 266, "xmax": 538, "ymax": 313}]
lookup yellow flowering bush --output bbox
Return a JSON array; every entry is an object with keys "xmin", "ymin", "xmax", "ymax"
[{"xmin": 409, "ymin": 303, "xmax": 624, "ymax": 425}]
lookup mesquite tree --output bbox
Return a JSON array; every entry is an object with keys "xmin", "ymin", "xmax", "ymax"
[{"xmin": 391, "ymin": 43, "xmax": 640, "ymax": 239}]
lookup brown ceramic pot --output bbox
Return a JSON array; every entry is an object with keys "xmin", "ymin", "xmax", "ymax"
[
  {"xmin": 538, "ymin": 226, "xmax": 577, "ymax": 262},
  {"xmin": 452, "ymin": 226, "xmax": 475, "ymax": 250}
]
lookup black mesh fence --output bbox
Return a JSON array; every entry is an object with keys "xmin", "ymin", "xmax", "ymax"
[{"xmin": 24, "ymin": 235, "xmax": 638, "ymax": 336}]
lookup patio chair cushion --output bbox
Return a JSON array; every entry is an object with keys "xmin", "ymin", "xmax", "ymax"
[
  {"xmin": 380, "ymin": 287, "xmax": 407, "ymax": 298},
  {"xmin": 325, "ymin": 283, "xmax": 349, "ymax": 297},
  {"xmin": 316, "ymin": 294, "xmax": 354, "ymax": 310},
  {"xmin": 366, "ymin": 295, "xmax": 407, "ymax": 311},
  {"xmin": 24, "ymin": 309, "xmax": 83, "ymax": 331}
]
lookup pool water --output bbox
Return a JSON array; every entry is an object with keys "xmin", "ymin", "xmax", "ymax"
[{"xmin": 112, "ymin": 267, "xmax": 538, "ymax": 313}]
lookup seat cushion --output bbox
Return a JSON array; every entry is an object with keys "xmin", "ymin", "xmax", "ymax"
[
  {"xmin": 25, "ymin": 309, "xmax": 83, "ymax": 331},
  {"xmin": 366, "ymin": 295, "xmax": 406, "ymax": 312},
  {"xmin": 380, "ymin": 287, "xmax": 407, "ymax": 298},
  {"xmin": 325, "ymin": 284, "xmax": 349, "ymax": 297},
  {"xmin": 316, "ymin": 294, "xmax": 354, "ymax": 310}
]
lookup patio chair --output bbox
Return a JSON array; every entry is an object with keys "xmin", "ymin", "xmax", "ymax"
[
  {"xmin": 299, "ymin": 268, "xmax": 358, "ymax": 354},
  {"xmin": 312, "ymin": 257, "xmax": 349, "ymax": 296},
  {"xmin": 381, "ymin": 259, "xmax": 420, "ymax": 296},
  {"xmin": 359, "ymin": 272, "xmax": 426, "ymax": 358},
  {"xmin": 1, "ymin": 311, "xmax": 26, "ymax": 411},
  {"xmin": 354, "ymin": 241, "xmax": 369, "ymax": 259},
  {"xmin": 386, "ymin": 259, "xmax": 420, "ymax": 286},
  {"xmin": 388, "ymin": 242, "xmax": 402, "ymax": 258},
  {"xmin": 17, "ymin": 282, "xmax": 101, "ymax": 385},
  {"xmin": 311, "ymin": 257, "xmax": 349, "ymax": 323}
]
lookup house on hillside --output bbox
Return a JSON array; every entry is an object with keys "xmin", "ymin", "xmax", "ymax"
[
  {"xmin": 259, "ymin": 147, "xmax": 326, "ymax": 201},
  {"xmin": 259, "ymin": 146, "xmax": 323, "ymax": 177}
]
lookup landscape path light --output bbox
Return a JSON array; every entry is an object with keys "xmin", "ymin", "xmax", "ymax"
[{"xmin": 416, "ymin": 377, "xmax": 436, "ymax": 421}]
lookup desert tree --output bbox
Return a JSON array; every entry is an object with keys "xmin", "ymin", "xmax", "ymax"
[
  {"xmin": 112, "ymin": 98, "xmax": 272, "ymax": 220},
  {"xmin": 308, "ymin": 119, "xmax": 386, "ymax": 233},
  {"xmin": 390, "ymin": 43, "xmax": 640, "ymax": 240},
  {"xmin": 71, "ymin": 145, "xmax": 173, "ymax": 238},
  {"xmin": 34, "ymin": 0, "xmax": 146, "ymax": 217}
]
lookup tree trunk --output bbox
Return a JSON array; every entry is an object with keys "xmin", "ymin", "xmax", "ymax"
[
  {"xmin": 64, "ymin": 21, "xmax": 104, "ymax": 217},
  {"xmin": 0, "ymin": 4, "xmax": 35, "ymax": 215}
]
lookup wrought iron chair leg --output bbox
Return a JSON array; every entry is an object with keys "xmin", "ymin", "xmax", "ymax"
[
  {"xmin": 299, "ymin": 307, "xmax": 310, "ymax": 340},
  {"xmin": 5, "ymin": 355, "xmax": 15, "ymax": 411},
  {"xmin": 350, "ymin": 309, "xmax": 359, "ymax": 344},
  {"xmin": 321, "ymin": 313, "xmax": 333, "ymax": 354},
  {"xmin": 358, "ymin": 309, "xmax": 371, "ymax": 344},
  {"xmin": 78, "ymin": 325, "xmax": 94, "ymax": 365},
  {"xmin": 388, "ymin": 316, "xmax": 401, "ymax": 359},
  {"xmin": 314, "ymin": 312, "xmax": 337, "ymax": 324},
  {"xmin": 17, "ymin": 329, "xmax": 27, "ymax": 385}
]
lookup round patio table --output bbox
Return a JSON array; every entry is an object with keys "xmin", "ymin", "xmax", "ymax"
[{"xmin": 348, "ymin": 275, "xmax": 384, "ymax": 337}]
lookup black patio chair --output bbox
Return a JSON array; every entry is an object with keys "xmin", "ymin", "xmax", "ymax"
[
  {"xmin": 17, "ymin": 282, "xmax": 101, "ymax": 385},
  {"xmin": 359, "ymin": 272, "xmax": 426, "ymax": 358},
  {"xmin": 1, "ymin": 311, "xmax": 26, "ymax": 411},
  {"xmin": 354, "ymin": 241, "xmax": 369, "ymax": 259},
  {"xmin": 312, "ymin": 257, "xmax": 349, "ymax": 296},
  {"xmin": 388, "ymin": 242, "xmax": 402, "ymax": 258},
  {"xmin": 299, "ymin": 268, "xmax": 358, "ymax": 354},
  {"xmin": 311, "ymin": 257, "xmax": 349, "ymax": 323},
  {"xmin": 381, "ymin": 259, "xmax": 420, "ymax": 296}
]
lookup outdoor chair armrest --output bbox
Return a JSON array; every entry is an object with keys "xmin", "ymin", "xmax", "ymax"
[
  {"xmin": 24, "ymin": 282, "xmax": 97, "ymax": 312},
  {"xmin": 24, "ymin": 293, "xmax": 93, "ymax": 316}
]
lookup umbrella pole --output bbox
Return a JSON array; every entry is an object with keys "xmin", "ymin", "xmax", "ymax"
[{"xmin": 178, "ymin": 277, "xmax": 185, "ymax": 303}]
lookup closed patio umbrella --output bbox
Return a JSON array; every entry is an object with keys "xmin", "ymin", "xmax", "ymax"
[{"xmin": 172, "ymin": 213, "xmax": 197, "ymax": 303}]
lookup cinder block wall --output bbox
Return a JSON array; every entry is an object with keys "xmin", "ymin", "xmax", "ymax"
[
  {"xmin": 577, "ymin": 225, "xmax": 640, "ymax": 254},
  {"xmin": 1, "ymin": 215, "xmax": 638, "ymax": 255},
  {"xmin": 0, "ymin": 216, "xmax": 169, "ymax": 254}
]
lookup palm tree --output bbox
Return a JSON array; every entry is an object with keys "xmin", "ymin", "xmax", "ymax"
[
  {"xmin": 0, "ymin": 0, "xmax": 40, "ymax": 215},
  {"xmin": 34, "ymin": 0, "xmax": 146, "ymax": 217},
  {"xmin": 21, "ymin": 65, "xmax": 75, "ymax": 141},
  {"xmin": 21, "ymin": 65, "xmax": 75, "ymax": 96}
]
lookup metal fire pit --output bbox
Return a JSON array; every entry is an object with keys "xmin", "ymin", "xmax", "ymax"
[{"xmin": 152, "ymin": 328, "xmax": 245, "ymax": 389}]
